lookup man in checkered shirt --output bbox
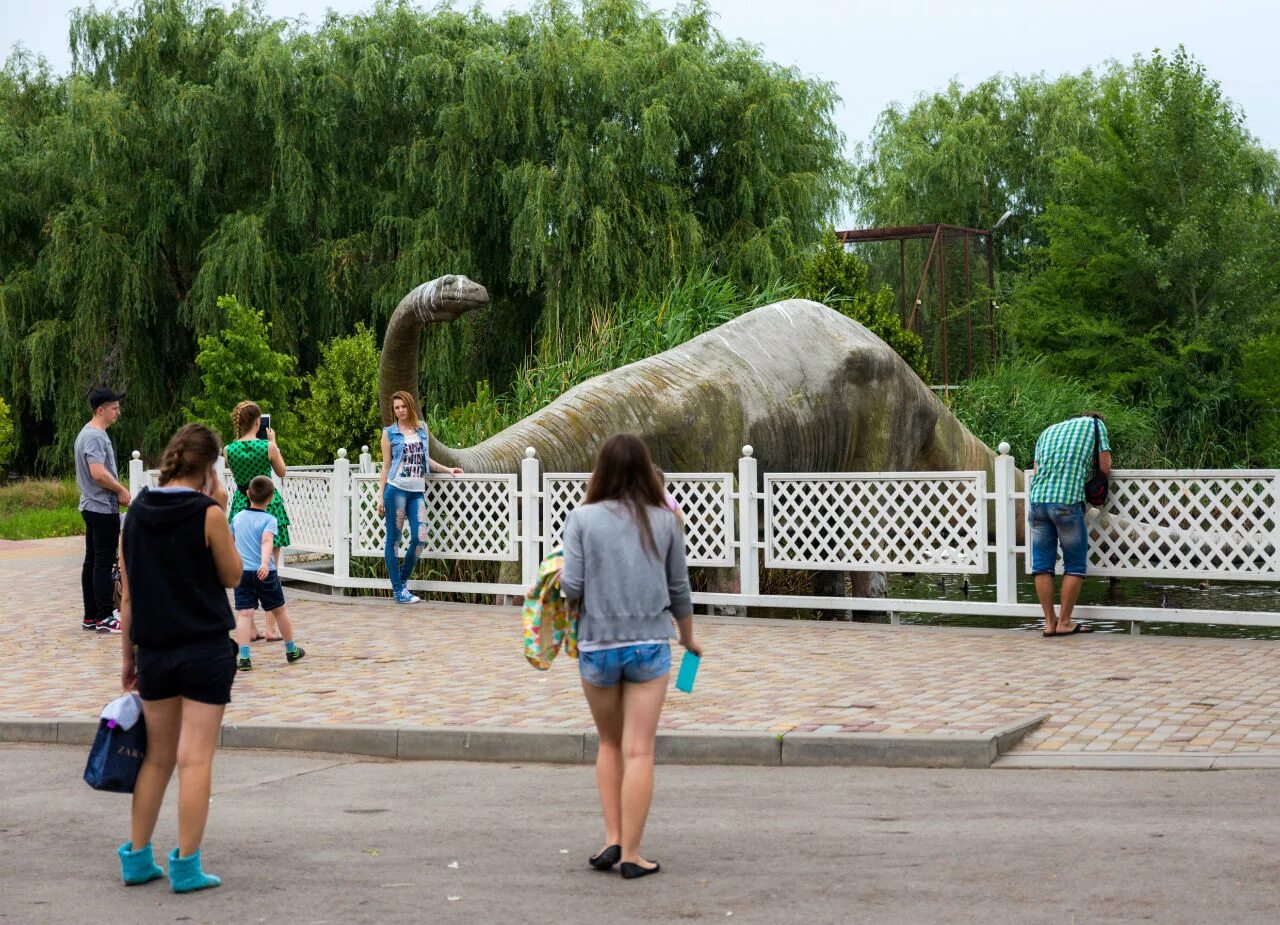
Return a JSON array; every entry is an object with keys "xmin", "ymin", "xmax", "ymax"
[{"xmin": 1029, "ymin": 414, "xmax": 1112, "ymax": 636}]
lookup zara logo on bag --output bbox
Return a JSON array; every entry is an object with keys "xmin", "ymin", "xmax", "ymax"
[{"xmin": 116, "ymin": 745, "xmax": 144, "ymax": 760}]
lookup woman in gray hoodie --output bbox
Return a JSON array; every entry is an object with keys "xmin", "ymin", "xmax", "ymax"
[{"xmin": 560, "ymin": 434, "xmax": 701, "ymax": 880}]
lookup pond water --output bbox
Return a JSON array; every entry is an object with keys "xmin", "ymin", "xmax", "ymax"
[{"xmin": 753, "ymin": 574, "xmax": 1280, "ymax": 641}]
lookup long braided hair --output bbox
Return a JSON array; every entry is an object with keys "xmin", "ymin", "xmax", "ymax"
[{"xmin": 231, "ymin": 400, "xmax": 261, "ymax": 439}]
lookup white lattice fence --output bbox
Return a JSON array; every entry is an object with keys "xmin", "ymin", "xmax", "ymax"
[
  {"xmin": 351, "ymin": 473, "xmax": 519, "ymax": 561},
  {"xmin": 541, "ymin": 474, "xmax": 736, "ymax": 567},
  {"xmin": 764, "ymin": 472, "xmax": 989, "ymax": 573},
  {"xmin": 278, "ymin": 473, "xmax": 332, "ymax": 553},
  {"xmin": 1028, "ymin": 470, "xmax": 1280, "ymax": 580},
  {"xmin": 139, "ymin": 467, "xmax": 237, "ymax": 494}
]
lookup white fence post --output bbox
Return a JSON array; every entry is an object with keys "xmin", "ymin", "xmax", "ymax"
[
  {"xmin": 359, "ymin": 445, "xmax": 373, "ymax": 474},
  {"xmin": 993, "ymin": 442, "xmax": 1017, "ymax": 605},
  {"xmin": 331, "ymin": 448, "xmax": 351, "ymax": 591},
  {"xmin": 520, "ymin": 447, "xmax": 541, "ymax": 589},
  {"xmin": 738, "ymin": 446, "xmax": 759, "ymax": 596},
  {"xmin": 129, "ymin": 451, "xmax": 144, "ymax": 497}
]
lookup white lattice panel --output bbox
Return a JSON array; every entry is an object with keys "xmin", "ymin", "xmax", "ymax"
[
  {"xmin": 764, "ymin": 472, "xmax": 988, "ymax": 573},
  {"xmin": 1026, "ymin": 470, "xmax": 1280, "ymax": 580},
  {"xmin": 279, "ymin": 473, "xmax": 332, "ymax": 553},
  {"xmin": 542, "ymin": 473, "xmax": 736, "ymax": 568},
  {"xmin": 351, "ymin": 473, "xmax": 519, "ymax": 561},
  {"xmin": 141, "ymin": 467, "xmax": 236, "ymax": 493}
]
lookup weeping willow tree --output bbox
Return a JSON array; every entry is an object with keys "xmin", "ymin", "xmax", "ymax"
[{"xmin": 0, "ymin": 0, "xmax": 849, "ymax": 472}]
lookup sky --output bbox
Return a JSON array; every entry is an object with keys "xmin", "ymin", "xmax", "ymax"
[{"xmin": 4, "ymin": 0, "xmax": 1278, "ymax": 226}]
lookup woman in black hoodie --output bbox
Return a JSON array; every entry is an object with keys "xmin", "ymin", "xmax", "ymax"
[{"xmin": 116, "ymin": 423, "xmax": 243, "ymax": 893}]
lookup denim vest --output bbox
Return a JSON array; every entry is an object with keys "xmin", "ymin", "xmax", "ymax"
[{"xmin": 385, "ymin": 423, "xmax": 430, "ymax": 483}]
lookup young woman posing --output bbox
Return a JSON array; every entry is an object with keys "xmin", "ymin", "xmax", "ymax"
[
  {"xmin": 560, "ymin": 434, "xmax": 700, "ymax": 879},
  {"xmin": 117, "ymin": 423, "xmax": 243, "ymax": 892},
  {"xmin": 378, "ymin": 391, "xmax": 462, "ymax": 603}
]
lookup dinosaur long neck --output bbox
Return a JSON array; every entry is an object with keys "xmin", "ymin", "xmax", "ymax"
[{"xmin": 378, "ymin": 288, "xmax": 438, "ymax": 425}]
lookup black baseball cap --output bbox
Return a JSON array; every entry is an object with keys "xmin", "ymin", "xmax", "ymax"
[{"xmin": 88, "ymin": 387, "xmax": 126, "ymax": 409}]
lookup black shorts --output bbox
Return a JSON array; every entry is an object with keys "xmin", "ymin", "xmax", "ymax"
[
  {"xmin": 233, "ymin": 570, "xmax": 286, "ymax": 612},
  {"xmin": 136, "ymin": 636, "xmax": 237, "ymax": 705}
]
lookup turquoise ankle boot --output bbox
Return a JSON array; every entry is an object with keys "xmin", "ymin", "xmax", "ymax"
[
  {"xmin": 167, "ymin": 848, "xmax": 221, "ymax": 893},
  {"xmin": 117, "ymin": 841, "xmax": 165, "ymax": 885}
]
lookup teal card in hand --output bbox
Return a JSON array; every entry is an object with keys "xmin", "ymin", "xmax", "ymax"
[{"xmin": 675, "ymin": 651, "xmax": 701, "ymax": 693}]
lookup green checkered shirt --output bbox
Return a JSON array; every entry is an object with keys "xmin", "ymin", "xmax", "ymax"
[{"xmin": 1029, "ymin": 417, "xmax": 1111, "ymax": 504}]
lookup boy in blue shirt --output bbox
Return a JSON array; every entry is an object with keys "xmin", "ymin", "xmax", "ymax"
[{"xmin": 230, "ymin": 476, "xmax": 305, "ymax": 671}]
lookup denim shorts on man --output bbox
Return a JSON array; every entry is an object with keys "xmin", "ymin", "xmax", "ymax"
[
  {"xmin": 1029, "ymin": 502, "xmax": 1088, "ymax": 577},
  {"xmin": 233, "ymin": 569, "xmax": 286, "ymax": 611},
  {"xmin": 579, "ymin": 643, "xmax": 672, "ymax": 687}
]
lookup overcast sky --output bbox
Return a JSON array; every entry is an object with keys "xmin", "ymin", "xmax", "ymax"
[{"xmin": 5, "ymin": 0, "xmax": 1278, "ymax": 222}]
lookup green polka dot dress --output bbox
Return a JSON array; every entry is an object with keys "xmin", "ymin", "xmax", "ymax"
[{"xmin": 226, "ymin": 439, "xmax": 291, "ymax": 547}]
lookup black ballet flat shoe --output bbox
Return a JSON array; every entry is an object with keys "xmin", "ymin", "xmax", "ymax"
[
  {"xmin": 589, "ymin": 845, "xmax": 621, "ymax": 870},
  {"xmin": 620, "ymin": 861, "xmax": 661, "ymax": 879}
]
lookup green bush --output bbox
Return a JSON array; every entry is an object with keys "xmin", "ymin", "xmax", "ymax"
[
  {"xmin": 186, "ymin": 295, "xmax": 301, "ymax": 452},
  {"xmin": 295, "ymin": 324, "xmax": 382, "ymax": 464},
  {"xmin": 949, "ymin": 357, "xmax": 1163, "ymax": 467},
  {"xmin": 0, "ymin": 479, "xmax": 82, "ymax": 540},
  {"xmin": 798, "ymin": 232, "xmax": 928, "ymax": 378},
  {"xmin": 0, "ymin": 396, "xmax": 13, "ymax": 470}
]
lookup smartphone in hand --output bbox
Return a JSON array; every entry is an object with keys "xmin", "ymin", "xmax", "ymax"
[
  {"xmin": 257, "ymin": 412, "xmax": 272, "ymax": 441},
  {"xmin": 675, "ymin": 651, "xmax": 701, "ymax": 693}
]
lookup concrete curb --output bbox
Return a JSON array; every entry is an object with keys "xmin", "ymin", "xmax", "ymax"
[
  {"xmin": 993, "ymin": 751, "xmax": 1280, "ymax": 771},
  {"xmin": 0, "ymin": 713, "xmax": 1053, "ymax": 769}
]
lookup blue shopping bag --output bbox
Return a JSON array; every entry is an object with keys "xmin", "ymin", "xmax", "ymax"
[{"xmin": 83, "ymin": 704, "xmax": 147, "ymax": 794}]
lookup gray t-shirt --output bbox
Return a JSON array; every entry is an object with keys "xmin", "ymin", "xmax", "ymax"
[
  {"xmin": 560, "ymin": 500, "xmax": 693, "ymax": 646},
  {"xmin": 74, "ymin": 424, "xmax": 118, "ymax": 514}
]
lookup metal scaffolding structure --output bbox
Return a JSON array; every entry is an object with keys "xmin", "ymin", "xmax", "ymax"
[{"xmin": 835, "ymin": 224, "xmax": 995, "ymax": 387}]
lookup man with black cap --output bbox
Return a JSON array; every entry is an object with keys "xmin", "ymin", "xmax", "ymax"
[{"xmin": 75, "ymin": 387, "xmax": 131, "ymax": 633}]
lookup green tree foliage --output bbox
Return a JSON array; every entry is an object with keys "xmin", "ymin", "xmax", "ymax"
[
  {"xmin": 295, "ymin": 324, "xmax": 382, "ymax": 464},
  {"xmin": 187, "ymin": 295, "xmax": 300, "ymax": 449},
  {"xmin": 857, "ymin": 48, "xmax": 1280, "ymax": 465},
  {"xmin": 798, "ymin": 232, "xmax": 926, "ymax": 377},
  {"xmin": 0, "ymin": 0, "xmax": 848, "ymax": 473},
  {"xmin": 0, "ymin": 395, "xmax": 14, "ymax": 468}
]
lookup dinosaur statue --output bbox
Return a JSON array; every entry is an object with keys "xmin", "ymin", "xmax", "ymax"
[
  {"xmin": 381, "ymin": 285, "xmax": 998, "ymax": 481},
  {"xmin": 378, "ymin": 274, "xmax": 493, "ymax": 424}
]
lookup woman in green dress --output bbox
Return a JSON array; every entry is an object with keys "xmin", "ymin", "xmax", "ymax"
[{"xmin": 225, "ymin": 401, "xmax": 291, "ymax": 639}]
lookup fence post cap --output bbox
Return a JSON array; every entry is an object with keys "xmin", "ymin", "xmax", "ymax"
[
  {"xmin": 524, "ymin": 446, "xmax": 536, "ymax": 459},
  {"xmin": 997, "ymin": 442, "xmax": 1011, "ymax": 455},
  {"xmin": 131, "ymin": 450, "xmax": 141, "ymax": 460},
  {"xmin": 742, "ymin": 445, "xmax": 754, "ymax": 458},
  {"xmin": 337, "ymin": 448, "xmax": 348, "ymax": 459},
  {"xmin": 361, "ymin": 445, "xmax": 369, "ymax": 453}
]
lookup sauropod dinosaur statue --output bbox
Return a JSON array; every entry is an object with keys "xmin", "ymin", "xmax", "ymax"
[
  {"xmin": 378, "ymin": 274, "xmax": 492, "ymax": 424},
  {"xmin": 381, "ymin": 289, "xmax": 999, "ymax": 480}
]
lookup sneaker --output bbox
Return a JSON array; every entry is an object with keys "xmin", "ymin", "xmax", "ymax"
[
  {"xmin": 285, "ymin": 646, "xmax": 305, "ymax": 664},
  {"xmin": 82, "ymin": 618, "xmax": 99, "ymax": 631},
  {"xmin": 394, "ymin": 589, "xmax": 420, "ymax": 604},
  {"xmin": 96, "ymin": 614, "xmax": 122, "ymax": 634},
  {"xmin": 237, "ymin": 657, "xmax": 252, "ymax": 672}
]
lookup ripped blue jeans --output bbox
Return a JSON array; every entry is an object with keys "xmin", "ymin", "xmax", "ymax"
[{"xmin": 384, "ymin": 485, "xmax": 428, "ymax": 593}]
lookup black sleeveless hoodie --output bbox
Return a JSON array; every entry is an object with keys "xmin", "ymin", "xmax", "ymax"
[{"xmin": 122, "ymin": 488, "xmax": 234, "ymax": 649}]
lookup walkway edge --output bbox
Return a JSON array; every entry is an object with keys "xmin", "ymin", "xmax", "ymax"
[{"xmin": 1, "ymin": 713, "xmax": 1053, "ymax": 769}]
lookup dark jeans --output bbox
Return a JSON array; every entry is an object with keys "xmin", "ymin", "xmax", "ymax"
[{"xmin": 81, "ymin": 510, "xmax": 120, "ymax": 623}]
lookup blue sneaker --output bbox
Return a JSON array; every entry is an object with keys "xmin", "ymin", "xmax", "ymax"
[{"xmin": 394, "ymin": 589, "xmax": 420, "ymax": 604}]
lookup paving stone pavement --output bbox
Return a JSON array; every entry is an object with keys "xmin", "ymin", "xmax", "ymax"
[{"xmin": 5, "ymin": 537, "xmax": 1280, "ymax": 754}]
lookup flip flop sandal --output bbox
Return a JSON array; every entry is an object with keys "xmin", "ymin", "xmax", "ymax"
[
  {"xmin": 1041, "ymin": 630, "xmax": 1057, "ymax": 637},
  {"xmin": 1058, "ymin": 624, "xmax": 1093, "ymax": 635},
  {"xmin": 265, "ymin": 634, "xmax": 284, "ymax": 642},
  {"xmin": 251, "ymin": 633, "xmax": 265, "ymax": 642}
]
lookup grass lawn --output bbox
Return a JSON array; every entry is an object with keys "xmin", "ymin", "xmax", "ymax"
[{"xmin": 0, "ymin": 480, "xmax": 84, "ymax": 540}]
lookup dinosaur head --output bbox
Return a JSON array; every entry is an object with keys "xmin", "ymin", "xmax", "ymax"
[{"xmin": 414, "ymin": 274, "xmax": 490, "ymax": 323}]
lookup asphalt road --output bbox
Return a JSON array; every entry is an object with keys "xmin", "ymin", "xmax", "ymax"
[{"xmin": 3, "ymin": 744, "xmax": 1278, "ymax": 925}]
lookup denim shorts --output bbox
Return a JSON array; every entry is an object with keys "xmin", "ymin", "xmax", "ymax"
[
  {"xmin": 1030, "ymin": 502, "xmax": 1088, "ymax": 577},
  {"xmin": 579, "ymin": 643, "xmax": 672, "ymax": 688},
  {"xmin": 233, "ymin": 570, "xmax": 286, "ymax": 612}
]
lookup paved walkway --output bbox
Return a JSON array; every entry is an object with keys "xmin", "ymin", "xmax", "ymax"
[{"xmin": 6, "ymin": 537, "xmax": 1280, "ymax": 756}]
